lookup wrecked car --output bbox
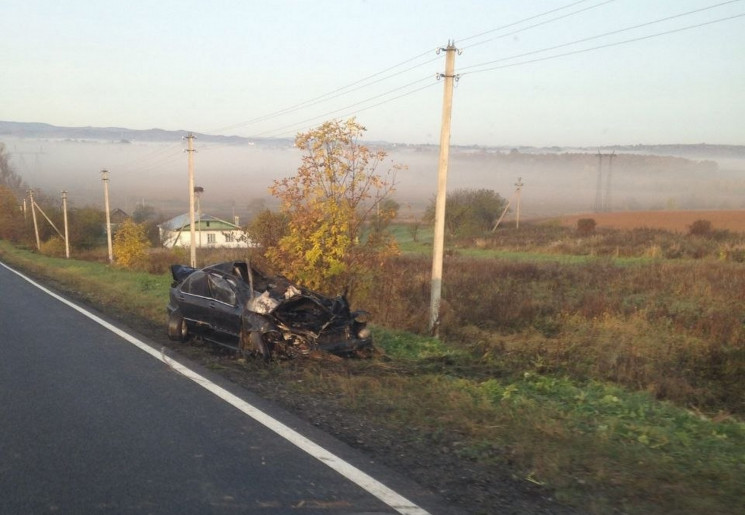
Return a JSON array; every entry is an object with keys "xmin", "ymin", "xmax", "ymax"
[{"xmin": 166, "ymin": 261, "xmax": 373, "ymax": 359}]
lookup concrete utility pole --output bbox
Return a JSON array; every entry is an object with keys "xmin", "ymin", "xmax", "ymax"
[
  {"xmin": 594, "ymin": 151, "xmax": 616, "ymax": 212},
  {"xmin": 429, "ymin": 41, "xmax": 459, "ymax": 336},
  {"xmin": 594, "ymin": 151, "xmax": 603, "ymax": 212},
  {"xmin": 28, "ymin": 190, "xmax": 41, "ymax": 251},
  {"xmin": 194, "ymin": 186, "xmax": 204, "ymax": 248},
  {"xmin": 185, "ymin": 133, "xmax": 197, "ymax": 268},
  {"xmin": 101, "ymin": 170, "xmax": 113, "ymax": 263},
  {"xmin": 61, "ymin": 190, "xmax": 70, "ymax": 259},
  {"xmin": 604, "ymin": 151, "xmax": 616, "ymax": 212},
  {"xmin": 515, "ymin": 177, "xmax": 524, "ymax": 229}
]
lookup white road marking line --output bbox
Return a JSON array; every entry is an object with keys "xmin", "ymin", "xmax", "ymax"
[{"xmin": 1, "ymin": 261, "xmax": 429, "ymax": 515}]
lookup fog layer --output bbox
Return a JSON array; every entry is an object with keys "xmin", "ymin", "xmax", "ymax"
[{"xmin": 6, "ymin": 137, "xmax": 745, "ymax": 222}]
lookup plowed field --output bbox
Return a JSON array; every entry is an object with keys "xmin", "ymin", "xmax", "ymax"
[{"xmin": 555, "ymin": 210, "xmax": 745, "ymax": 233}]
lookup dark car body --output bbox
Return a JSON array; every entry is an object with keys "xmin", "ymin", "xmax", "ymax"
[{"xmin": 166, "ymin": 261, "xmax": 372, "ymax": 359}]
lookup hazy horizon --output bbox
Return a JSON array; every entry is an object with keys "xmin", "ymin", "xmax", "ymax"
[{"xmin": 6, "ymin": 134, "xmax": 745, "ymax": 224}]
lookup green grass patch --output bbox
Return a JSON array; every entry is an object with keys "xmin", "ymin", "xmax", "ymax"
[
  {"xmin": 372, "ymin": 326, "xmax": 452, "ymax": 360},
  {"xmin": 0, "ymin": 241, "xmax": 170, "ymax": 324}
]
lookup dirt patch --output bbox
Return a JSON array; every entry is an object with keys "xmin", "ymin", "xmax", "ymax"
[{"xmin": 555, "ymin": 210, "xmax": 745, "ymax": 233}]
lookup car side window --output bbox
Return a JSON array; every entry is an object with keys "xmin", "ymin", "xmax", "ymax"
[
  {"xmin": 181, "ymin": 271, "xmax": 209, "ymax": 296},
  {"xmin": 208, "ymin": 274, "xmax": 237, "ymax": 305}
]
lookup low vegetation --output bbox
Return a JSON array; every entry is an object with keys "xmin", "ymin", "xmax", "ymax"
[{"xmin": 2, "ymin": 217, "xmax": 744, "ymax": 514}]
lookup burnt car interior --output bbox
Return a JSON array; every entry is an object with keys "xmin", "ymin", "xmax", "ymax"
[{"xmin": 167, "ymin": 261, "xmax": 372, "ymax": 359}]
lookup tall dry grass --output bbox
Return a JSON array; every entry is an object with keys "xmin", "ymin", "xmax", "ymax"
[{"xmin": 360, "ymin": 255, "xmax": 745, "ymax": 415}]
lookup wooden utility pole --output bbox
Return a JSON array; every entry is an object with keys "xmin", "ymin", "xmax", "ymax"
[
  {"xmin": 101, "ymin": 170, "xmax": 113, "ymax": 263},
  {"xmin": 185, "ymin": 133, "xmax": 197, "ymax": 268},
  {"xmin": 61, "ymin": 190, "xmax": 70, "ymax": 259},
  {"xmin": 429, "ymin": 41, "xmax": 458, "ymax": 336},
  {"xmin": 28, "ymin": 189, "xmax": 41, "ymax": 250}
]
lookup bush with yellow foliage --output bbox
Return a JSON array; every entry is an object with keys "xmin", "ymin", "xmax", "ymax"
[{"xmin": 113, "ymin": 219, "xmax": 150, "ymax": 270}]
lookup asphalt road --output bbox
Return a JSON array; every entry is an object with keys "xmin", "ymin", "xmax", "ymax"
[{"xmin": 0, "ymin": 262, "xmax": 451, "ymax": 514}]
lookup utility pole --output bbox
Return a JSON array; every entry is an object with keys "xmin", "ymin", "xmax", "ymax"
[
  {"xmin": 194, "ymin": 186, "xmax": 204, "ymax": 248},
  {"xmin": 594, "ymin": 151, "xmax": 603, "ymax": 212},
  {"xmin": 185, "ymin": 133, "xmax": 197, "ymax": 268},
  {"xmin": 28, "ymin": 189, "xmax": 41, "ymax": 251},
  {"xmin": 604, "ymin": 151, "xmax": 616, "ymax": 212},
  {"xmin": 429, "ymin": 41, "xmax": 459, "ymax": 336},
  {"xmin": 491, "ymin": 178, "xmax": 524, "ymax": 232},
  {"xmin": 61, "ymin": 190, "xmax": 70, "ymax": 259},
  {"xmin": 515, "ymin": 177, "xmax": 524, "ymax": 229},
  {"xmin": 594, "ymin": 151, "xmax": 616, "ymax": 212},
  {"xmin": 101, "ymin": 170, "xmax": 113, "ymax": 263}
]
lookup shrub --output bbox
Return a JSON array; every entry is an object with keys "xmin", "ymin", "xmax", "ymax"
[
  {"xmin": 146, "ymin": 247, "xmax": 188, "ymax": 274},
  {"xmin": 688, "ymin": 219, "xmax": 713, "ymax": 236},
  {"xmin": 113, "ymin": 219, "xmax": 150, "ymax": 270},
  {"xmin": 39, "ymin": 237, "xmax": 66, "ymax": 257},
  {"xmin": 576, "ymin": 218, "xmax": 596, "ymax": 236}
]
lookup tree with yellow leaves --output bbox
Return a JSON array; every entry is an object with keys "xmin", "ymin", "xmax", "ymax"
[
  {"xmin": 267, "ymin": 118, "xmax": 400, "ymax": 294},
  {"xmin": 113, "ymin": 218, "xmax": 150, "ymax": 270}
]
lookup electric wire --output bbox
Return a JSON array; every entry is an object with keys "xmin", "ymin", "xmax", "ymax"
[
  {"xmin": 457, "ymin": 0, "xmax": 595, "ymax": 43},
  {"xmin": 208, "ymin": 49, "xmax": 438, "ymax": 135},
  {"xmin": 207, "ymin": 0, "xmax": 609, "ymax": 136},
  {"xmin": 257, "ymin": 82, "xmax": 441, "ymax": 140},
  {"xmin": 249, "ymin": 77, "xmax": 438, "ymax": 140},
  {"xmin": 211, "ymin": 54, "xmax": 442, "ymax": 136},
  {"xmin": 460, "ymin": 0, "xmax": 743, "ymax": 72},
  {"xmin": 461, "ymin": 12, "xmax": 745, "ymax": 77},
  {"xmin": 121, "ymin": 2, "xmax": 740, "ymax": 176},
  {"xmin": 459, "ymin": 0, "xmax": 616, "ymax": 51}
]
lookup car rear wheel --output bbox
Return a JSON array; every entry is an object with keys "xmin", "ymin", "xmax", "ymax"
[{"xmin": 167, "ymin": 311, "xmax": 188, "ymax": 342}]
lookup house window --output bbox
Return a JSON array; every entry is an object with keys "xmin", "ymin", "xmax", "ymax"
[
  {"xmin": 224, "ymin": 233, "xmax": 234, "ymax": 243},
  {"xmin": 207, "ymin": 233, "xmax": 216, "ymax": 244}
]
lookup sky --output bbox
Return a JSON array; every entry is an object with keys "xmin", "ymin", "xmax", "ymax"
[{"xmin": 2, "ymin": 0, "xmax": 744, "ymax": 147}]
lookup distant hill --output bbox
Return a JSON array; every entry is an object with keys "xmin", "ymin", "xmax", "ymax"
[
  {"xmin": 3, "ymin": 120, "xmax": 744, "ymax": 157},
  {"xmin": 0, "ymin": 121, "xmax": 288, "ymax": 146}
]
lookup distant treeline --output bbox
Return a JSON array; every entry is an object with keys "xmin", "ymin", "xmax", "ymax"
[{"xmin": 453, "ymin": 150, "xmax": 718, "ymax": 174}]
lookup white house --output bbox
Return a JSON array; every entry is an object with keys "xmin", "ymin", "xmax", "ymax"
[{"xmin": 159, "ymin": 213, "xmax": 253, "ymax": 249}]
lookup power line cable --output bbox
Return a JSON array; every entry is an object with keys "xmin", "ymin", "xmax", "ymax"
[
  {"xmin": 207, "ymin": 0, "xmax": 607, "ymax": 136},
  {"xmin": 458, "ymin": 0, "xmax": 595, "ymax": 43},
  {"xmin": 257, "ymin": 81, "xmax": 442, "ymax": 141},
  {"xmin": 249, "ymin": 77, "xmax": 438, "ymax": 139},
  {"xmin": 460, "ymin": 0, "xmax": 616, "ymax": 51},
  {"xmin": 461, "ymin": 12, "xmax": 745, "ymax": 76},
  {"xmin": 460, "ymin": 0, "xmax": 742, "ymax": 72},
  {"xmin": 212, "ymin": 55, "xmax": 442, "ymax": 135},
  {"xmin": 209, "ymin": 50, "xmax": 438, "ymax": 135},
  {"xmin": 276, "ymin": 6, "xmax": 742, "ymax": 142}
]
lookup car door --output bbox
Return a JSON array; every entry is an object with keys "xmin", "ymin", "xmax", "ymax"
[
  {"xmin": 206, "ymin": 273, "xmax": 242, "ymax": 342},
  {"xmin": 176, "ymin": 271, "xmax": 213, "ymax": 328}
]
